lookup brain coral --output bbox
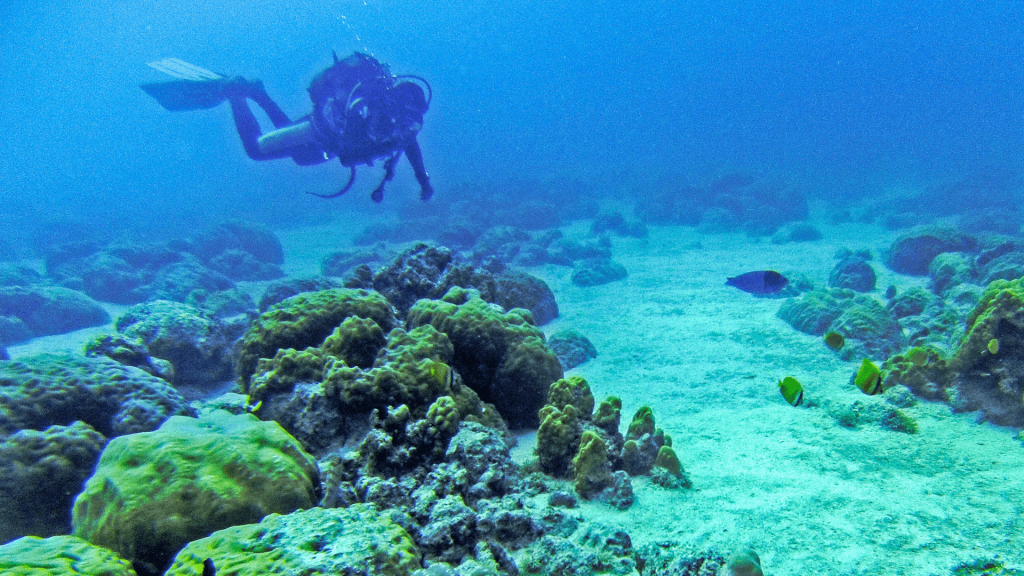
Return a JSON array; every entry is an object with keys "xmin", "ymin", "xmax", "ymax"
[
  {"xmin": 406, "ymin": 287, "xmax": 563, "ymax": 427},
  {"xmin": 165, "ymin": 505, "xmax": 419, "ymax": 576},
  {"xmin": 72, "ymin": 410, "xmax": 319, "ymax": 574},
  {"xmin": 237, "ymin": 288, "xmax": 397, "ymax": 390}
]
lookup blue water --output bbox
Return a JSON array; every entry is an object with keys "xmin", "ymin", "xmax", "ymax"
[{"xmin": 2, "ymin": 0, "xmax": 1023, "ymax": 243}]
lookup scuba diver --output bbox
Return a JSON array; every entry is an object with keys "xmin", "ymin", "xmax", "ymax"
[{"xmin": 141, "ymin": 53, "xmax": 433, "ymax": 203}]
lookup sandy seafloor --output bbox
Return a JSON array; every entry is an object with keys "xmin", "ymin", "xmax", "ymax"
[{"xmin": 9, "ymin": 206, "xmax": 1024, "ymax": 576}]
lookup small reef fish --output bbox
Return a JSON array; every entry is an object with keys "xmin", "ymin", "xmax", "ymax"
[
  {"xmin": 203, "ymin": 558, "xmax": 216, "ymax": 576},
  {"xmin": 726, "ymin": 270, "xmax": 788, "ymax": 295},
  {"xmin": 429, "ymin": 360, "xmax": 455, "ymax": 387},
  {"xmin": 907, "ymin": 347, "xmax": 928, "ymax": 367},
  {"xmin": 824, "ymin": 331, "xmax": 845, "ymax": 351},
  {"xmin": 854, "ymin": 358, "xmax": 882, "ymax": 395},
  {"xmin": 778, "ymin": 376, "xmax": 804, "ymax": 406},
  {"xmin": 988, "ymin": 338, "xmax": 999, "ymax": 354}
]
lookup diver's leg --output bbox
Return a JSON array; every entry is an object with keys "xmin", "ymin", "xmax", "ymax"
[
  {"xmin": 226, "ymin": 92, "xmax": 269, "ymax": 160},
  {"xmin": 404, "ymin": 140, "xmax": 434, "ymax": 201},
  {"xmin": 245, "ymin": 80, "xmax": 293, "ymax": 129}
]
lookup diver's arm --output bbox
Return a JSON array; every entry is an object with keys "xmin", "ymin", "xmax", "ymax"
[{"xmin": 404, "ymin": 139, "xmax": 434, "ymax": 201}]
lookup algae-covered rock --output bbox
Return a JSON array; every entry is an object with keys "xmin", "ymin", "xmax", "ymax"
[
  {"xmin": 548, "ymin": 329, "xmax": 598, "ymax": 370},
  {"xmin": 72, "ymin": 410, "xmax": 319, "ymax": 574},
  {"xmin": 165, "ymin": 505, "xmax": 418, "ymax": 576},
  {"xmin": 0, "ymin": 421, "xmax": 105, "ymax": 544},
  {"xmin": 0, "ymin": 352, "xmax": 193, "ymax": 437},
  {"xmin": 0, "ymin": 535, "xmax": 137, "ymax": 576},
  {"xmin": 407, "ymin": 287, "xmax": 563, "ymax": 428},
  {"xmin": 237, "ymin": 288, "xmax": 398, "ymax": 389}
]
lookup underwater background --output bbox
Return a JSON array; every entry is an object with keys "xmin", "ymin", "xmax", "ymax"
[
  {"xmin": 4, "ymin": 1, "xmax": 1024, "ymax": 575},
  {"xmin": 3, "ymin": 0, "xmax": 1024, "ymax": 242}
]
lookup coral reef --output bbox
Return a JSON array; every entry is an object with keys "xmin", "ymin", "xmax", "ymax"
[
  {"xmin": 84, "ymin": 332, "xmax": 174, "ymax": 381},
  {"xmin": 72, "ymin": 410, "xmax": 319, "ymax": 574},
  {"xmin": 407, "ymin": 287, "xmax": 563, "ymax": 428},
  {"xmin": 591, "ymin": 212, "xmax": 649, "ymax": 238},
  {"xmin": 258, "ymin": 275, "xmax": 342, "ymax": 311},
  {"xmin": 777, "ymin": 288, "xmax": 847, "ymax": 335},
  {"xmin": 0, "ymin": 535, "xmax": 137, "ymax": 576},
  {"xmin": 165, "ymin": 505, "xmax": 419, "ymax": 576},
  {"xmin": 184, "ymin": 287, "xmax": 256, "ymax": 318},
  {"xmin": 0, "ymin": 421, "xmax": 105, "ymax": 544},
  {"xmin": 247, "ymin": 316, "xmax": 499, "ymax": 455}
]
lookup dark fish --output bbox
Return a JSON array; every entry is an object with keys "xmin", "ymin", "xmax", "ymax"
[
  {"xmin": 726, "ymin": 270, "xmax": 788, "ymax": 294},
  {"xmin": 203, "ymin": 558, "xmax": 216, "ymax": 576}
]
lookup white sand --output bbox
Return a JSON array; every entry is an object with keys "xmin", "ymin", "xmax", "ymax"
[
  {"xmin": 9, "ymin": 211, "xmax": 1023, "ymax": 575},
  {"xmin": 526, "ymin": 221, "xmax": 1024, "ymax": 575}
]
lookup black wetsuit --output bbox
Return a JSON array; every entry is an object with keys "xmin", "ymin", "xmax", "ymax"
[{"xmin": 224, "ymin": 53, "xmax": 433, "ymax": 201}]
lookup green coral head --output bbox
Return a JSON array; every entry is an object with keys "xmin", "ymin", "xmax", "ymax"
[
  {"xmin": 627, "ymin": 406, "xmax": 656, "ymax": 440},
  {"xmin": 653, "ymin": 445, "xmax": 683, "ymax": 478}
]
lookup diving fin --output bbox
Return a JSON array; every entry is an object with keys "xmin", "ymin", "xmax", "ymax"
[
  {"xmin": 141, "ymin": 79, "xmax": 231, "ymax": 111},
  {"xmin": 141, "ymin": 58, "xmax": 228, "ymax": 111}
]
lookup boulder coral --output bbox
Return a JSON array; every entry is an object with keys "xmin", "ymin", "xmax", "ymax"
[
  {"xmin": 0, "ymin": 535, "xmax": 137, "ymax": 576},
  {"xmin": 115, "ymin": 299, "xmax": 239, "ymax": 390},
  {"xmin": 0, "ymin": 421, "xmax": 105, "ymax": 544},
  {"xmin": 885, "ymin": 226, "xmax": 976, "ymax": 276},
  {"xmin": 406, "ymin": 287, "xmax": 563, "ymax": 428},
  {"xmin": 72, "ymin": 410, "xmax": 319, "ymax": 574},
  {"xmin": 165, "ymin": 505, "xmax": 419, "ymax": 576},
  {"xmin": 0, "ymin": 352, "xmax": 193, "ymax": 438}
]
